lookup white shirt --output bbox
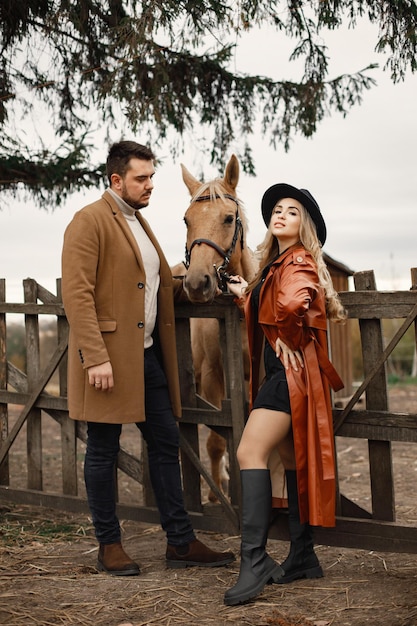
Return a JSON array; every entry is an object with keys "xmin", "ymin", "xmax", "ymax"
[{"xmin": 108, "ymin": 188, "xmax": 160, "ymax": 349}]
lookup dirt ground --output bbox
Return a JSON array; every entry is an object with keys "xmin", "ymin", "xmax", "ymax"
[{"xmin": 1, "ymin": 386, "xmax": 417, "ymax": 626}]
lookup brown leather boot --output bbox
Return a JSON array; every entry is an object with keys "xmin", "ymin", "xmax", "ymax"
[
  {"xmin": 97, "ymin": 542, "xmax": 141, "ymax": 576},
  {"xmin": 166, "ymin": 538, "xmax": 235, "ymax": 568}
]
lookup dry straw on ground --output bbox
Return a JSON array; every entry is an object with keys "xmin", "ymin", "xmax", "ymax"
[{"xmin": 1, "ymin": 500, "xmax": 417, "ymax": 626}]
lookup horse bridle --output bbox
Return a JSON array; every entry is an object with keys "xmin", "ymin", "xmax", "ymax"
[{"xmin": 184, "ymin": 193, "xmax": 244, "ymax": 291}]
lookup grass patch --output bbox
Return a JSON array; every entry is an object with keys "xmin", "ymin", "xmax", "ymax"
[
  {"xmin": 388, "ymin": 375, "xmax": 417, "ymax": 386},
  {"xmin": 0, "ymin": 506, "xmax": 90, "ymax": 546}
]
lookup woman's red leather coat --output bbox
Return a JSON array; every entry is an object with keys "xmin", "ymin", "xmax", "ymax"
[{"xmin": 244, "ymin": 244, "xmax": 343, "ymax": 527}]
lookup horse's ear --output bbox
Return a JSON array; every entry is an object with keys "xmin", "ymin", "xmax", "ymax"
[
  {"xmin": 224, "ymin": 154, "xmax": 239, "ymax": 190},
  {"xmin": 181, "ymin": 163, "xmax": 201, "ymax": 196}
]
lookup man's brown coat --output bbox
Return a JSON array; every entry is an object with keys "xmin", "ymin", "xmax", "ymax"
[{"xmin": 61, "ymin": 190, "xmax": 182, "ymax": 424}]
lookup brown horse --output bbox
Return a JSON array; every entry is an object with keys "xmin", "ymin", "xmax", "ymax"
[{"xmin": 176, "ymin": 154, "xmax": 256, "ymax": 501}]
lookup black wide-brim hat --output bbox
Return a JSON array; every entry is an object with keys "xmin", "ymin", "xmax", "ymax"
[{"xmin": 261, "ymin": 183, "xmax": 327, "ymax": 246}]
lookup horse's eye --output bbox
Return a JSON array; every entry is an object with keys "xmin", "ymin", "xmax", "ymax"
[
  {"xmin": 183, "ymin": 217, "xmax": 188, "ymax": 226},
  {"xmin": 224, "ymin": 215, "xmax": 234, "ymax": 225}
]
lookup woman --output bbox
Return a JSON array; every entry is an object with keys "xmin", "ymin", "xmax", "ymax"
[{"xmin": 224, "ymin": 183, "xmax": 345, "ymax": 606}]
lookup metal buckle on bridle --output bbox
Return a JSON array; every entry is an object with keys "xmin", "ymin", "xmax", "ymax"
[{"xmin": 184, "ymin": 193, "xmax": 244, "ymax": 292}]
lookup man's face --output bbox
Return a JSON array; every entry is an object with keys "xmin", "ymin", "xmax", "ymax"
[{"xmin": 111, "ymin": 157, "xmax": 155, "ymax": 210}]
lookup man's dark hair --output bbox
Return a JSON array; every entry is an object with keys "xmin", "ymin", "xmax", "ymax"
[{"xmin": 106, "ymin": 141, "xmax": 156, "ymax": 183}]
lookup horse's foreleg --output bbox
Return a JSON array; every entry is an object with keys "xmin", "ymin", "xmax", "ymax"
[
  {"xmin": 191, "ymin": 317, "xmax": 229, "ymax": 503},
  {"xmin": 206, "ymin": 430, "xmax": 228, "ymax": 502}
]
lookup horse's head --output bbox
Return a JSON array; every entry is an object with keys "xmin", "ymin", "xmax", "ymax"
[{"xmin": 181, "ymin": 154, "xmax": 251, "ymax": 304}]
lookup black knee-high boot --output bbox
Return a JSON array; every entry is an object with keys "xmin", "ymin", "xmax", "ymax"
[
  {"xmin": 276, "ymin": 469, "xmax": 323, "ymax": 584},
  {"xmin": 224, "ymin": 469, "xmax": 284, "ymax": 606}
]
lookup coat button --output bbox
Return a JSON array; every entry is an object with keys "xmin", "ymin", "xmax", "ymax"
[
  {"xmin": 137, "ymin": 321, "xmax": 144, "ymax": 328},
  {"xmin": 296, "ymin": 256, "xmax": 303, "ymax": 263},
  {"xmin": 137, "ymin": 282, "xmax": 144, "ymax": 289}
]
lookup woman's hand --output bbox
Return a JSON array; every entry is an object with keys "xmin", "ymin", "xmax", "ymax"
[
  {"xmin": 276, "ymin": 338, "xmax": 304, "ymax": 372},
  {"xmin": 226, "ymin": 275, "xmax": 248, "ymax": 298}
]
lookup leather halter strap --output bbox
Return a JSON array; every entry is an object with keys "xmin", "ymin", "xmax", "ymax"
[{"xmin": 184, "ymin": 193, "xmax": 244, "ymax": 274}]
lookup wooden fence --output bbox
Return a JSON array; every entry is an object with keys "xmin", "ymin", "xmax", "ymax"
[{"xmin": 1, "ymin": 269, "xmax": 417, "ymax": 553}]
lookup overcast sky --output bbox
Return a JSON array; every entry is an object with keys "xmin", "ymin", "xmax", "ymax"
[{"xmin": 1, "ymin": 19, "xmax": 416, "ymax": 302}]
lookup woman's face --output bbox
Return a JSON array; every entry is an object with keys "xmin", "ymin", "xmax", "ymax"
[{"xmin": 269, "ymin": 197, "xmax": 302, "ymax": 249}]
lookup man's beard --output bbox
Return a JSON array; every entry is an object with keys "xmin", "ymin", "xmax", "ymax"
[{"xmin": 121, "ymin": 189, "xmax": 149, "ymax": 211}]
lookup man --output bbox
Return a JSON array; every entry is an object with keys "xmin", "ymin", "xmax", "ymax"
[{"xmin": 61, "ymin": 140, "xmax": 235, "ymax": 575}]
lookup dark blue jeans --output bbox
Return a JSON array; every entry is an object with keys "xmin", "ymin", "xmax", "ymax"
[{"xmin": 84, "ymin": 347, "xmax": 196, "ymax": 547}]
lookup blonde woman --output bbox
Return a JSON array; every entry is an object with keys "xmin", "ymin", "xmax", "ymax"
[{"xmin": 225, "ymin": 184, "xmax": 345, "ymax": 606}]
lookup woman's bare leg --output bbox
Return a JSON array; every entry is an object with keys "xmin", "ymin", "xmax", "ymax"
[{"xmin": 237, "ymin": 408, "xmax": 295, "ymax": 470}]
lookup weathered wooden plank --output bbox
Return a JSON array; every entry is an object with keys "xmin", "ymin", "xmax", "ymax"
[
  {"xmin": 36, "ymin": 281, "xmax": 61, "ymax": 305},
  {"xmin": 0, "ymin": 302, "xmax": 65, "ymax": 315},
  {"xmin": 24, "ymin": 279, "xmax": 43, "ymax": 491},
  {"xmin": 1, "ymin": 397, "xmax": 142, "ymax": 488},
  {"xmin": 2, "ymin": 486, "xmax": 416, "ymax": 553},
  {"xmin": 56, "ymin": 278, "xmax": 77, "ymax": 496},
  {"xmin": 0, "ymin": 390, "xmax": 67, "ymax": 409},
  {"xmin": 0, "ymin": 486, "xmax": 238, "ymax": 534},
  {"xmin": 179, "ymin": 432, "xmax": 239, "ymax": 531},
  {"xmin": 339, "ymin": 289, "xmax": 417, "ymax": 319},
  {"xmin": 117, "ymin": 449, "xmax": 143, "ymax": 484},
  {"xmin": 179, "ymin": 422, "xmax": 203, "ymax": 512},
  {"xmin": 355, "ymin": 271, "xmax": 394, "ymax": 522},
  {"xmin": 59, "ymin": 383, "xmax": 77, "ymax": 497},
  {"xmin": 175, "ymin": 296, "xmax": 236, "ymax": 320},
  {"xmin": 176, "ymin": 317, "xmax": 201, "ymax": 512},
  {"xmin": 223, "ymin": 303, "xmax": 246, "ymax": 506},
  {"xmin": 181, "ymin": 405, "xmax": 230, "ymax": 426},
  {"xmin": 6, "ymin": 360, "xmax": 27, "ymax": 391},
  {"xmin": 60, "ymin": 416, "xmax": 77, "ymax": 496},
  {"xmin": 339, "ymin": 494, "xmax": 372, "ymax": 519},
  {"xmin": 333, "ymin": 297, "xmax": 417, "ymax": 434},
  {"xmin": 334, "ymin": 409, "xmax": 417, "ymax": 441},
  {"xmin": 0, "ymin": 279, "xmax": 9, "ymax": 485},
  {"xmin": 0, "ymin": 336, "xmax": 68, "ymax": 465},
  {"xmin": 3, "ymin": 389, "xmax": 412, "ymax": 442},
  {"xmin": 271, "ymin": 512, "xmax": 417, "ymax": 553}
]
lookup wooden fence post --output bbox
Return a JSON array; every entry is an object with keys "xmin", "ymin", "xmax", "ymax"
[
  {"xmin": 56, "ymin": 278, "xmax": 78, "ymax": 495},
  {"xmin": 221, "ymin": 301, "xmax": 246, "ymax": 508},
  {"xmin": 176, "ymin": 316, "xmax": 202, "ymax": 512},
  {"xmin": 0, "ymin": 279, "xmax": 8, "ymax": 485},
  {"xmin": 354, "ymin": 270, "xmax": 394, "ymax": 521},
  {"xmin": 411, "ymin": 268, "xmax": 417, "ymax": 378},
  {"xmin": 24, "ymin": 278, "xmax": 43, "ymax": 491}
]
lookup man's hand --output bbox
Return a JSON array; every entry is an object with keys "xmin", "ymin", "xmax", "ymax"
[{"xmin": 88, "ymin": 361, "xmax": 114, "ymax": 391}]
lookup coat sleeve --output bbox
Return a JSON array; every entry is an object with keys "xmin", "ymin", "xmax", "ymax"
[
  {"xmin": 274, "ymin": 255, "xmax": 320, "ymax": 351},
  {"xmin": 61, "ymin": 211, "xmax": 110, "ymax": 369}
]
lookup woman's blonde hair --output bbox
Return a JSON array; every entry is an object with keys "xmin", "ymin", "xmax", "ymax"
[{"xmin": 247, "ymin": 203, "xmax": 346, "ymax": 322}]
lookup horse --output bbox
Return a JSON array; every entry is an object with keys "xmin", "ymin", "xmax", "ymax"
[{"xmin": 174, "ymin": 154, "xmax": 256, "ymax": 502}]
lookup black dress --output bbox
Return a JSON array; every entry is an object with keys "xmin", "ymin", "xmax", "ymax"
[{"xmin": 251, "ymin": 277, "xmax": 291, "ymax": 414}]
